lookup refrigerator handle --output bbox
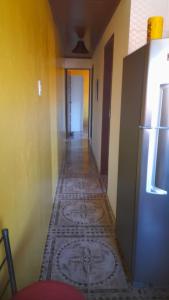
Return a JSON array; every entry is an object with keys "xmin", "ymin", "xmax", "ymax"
[{"xmin": 146, "ymin": 129, "xmax": 167, "ymax": 195}]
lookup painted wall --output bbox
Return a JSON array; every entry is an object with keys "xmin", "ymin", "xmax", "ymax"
[
  {"xmin": 64, "ymin": 58, "xmax": 92, "ymax": 69},
  {"xmin": 68, "ymin": 70, "xmax": 89, "ymax": 128},
  {"xmin": 129, "ymin": 0, "xmax": 169, "ymax": 53},
  {"xmin": 92, "ymin": 0, "xmax": 169, "ymax": 218},
  {"xmin": 92, "ymin": 0, "xmax": 131, "ymax": 215},
  {"xmin": 0, "ymin": 0, "xmax": 65, "ymax": 297}
]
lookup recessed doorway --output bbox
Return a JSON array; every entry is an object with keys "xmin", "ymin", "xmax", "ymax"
[
  {"xmin": 65, "ymin": 69, "xmax": 90, "ymax": 138},
  {"xmin": 100, "ymin": 35, "xmax": 114, "ymax": 177}
]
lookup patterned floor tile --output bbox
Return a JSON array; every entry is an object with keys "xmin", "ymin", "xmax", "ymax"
[
  {"xmin": 58, "ymin": 177, "xmax": 104, "ymax": 194},
  {"xmin": 56, "ymin": 193, "xmax": 107, "ymax": 201},
  {"xmin": 86, "ymin": 288, "xmax": 169, "ymax": 300},
  {"xmin": 40, "ymin": 133, "xmax": 169, "ymax": 300},
  {"xmin": 45, "ymin": 237, "xmax": 127, "ymax": 290},
  {"xmin": 53, "ymin": 226, "xmax": 115, "ymax": 238},
  {"xmin": 62, "ymin": 165, "xmax": 98, "ymax": 177},
  {"xmin": 55, "ymin": 199, "xmax": 113, "ymax": 226}
]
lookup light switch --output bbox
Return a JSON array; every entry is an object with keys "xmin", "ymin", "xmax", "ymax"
[{"xmin": 38, "ymin": 80, "xmax": 42, "ymax": 96}]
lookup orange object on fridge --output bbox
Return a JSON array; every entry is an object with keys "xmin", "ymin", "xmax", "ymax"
[{"xmin": 147, "ymin": 16, "xmax": 164, "ymax": 41}]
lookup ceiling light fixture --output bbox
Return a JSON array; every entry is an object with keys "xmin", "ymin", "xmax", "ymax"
[
  {"xmin": 72, "ymin": 25, "xmax": 89, "ymax": 54},
  {"xmin": 72, "ymin": 40, "xmax": 89, "ymax": 54}
]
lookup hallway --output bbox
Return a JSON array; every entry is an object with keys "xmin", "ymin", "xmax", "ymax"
[
  {"xmin": 1, "ymin": 1, "xmax": 169, "ymax": 298},
  {"xmin": 40, "ymin": 134, "xmax": 169, "ymax": 300}
]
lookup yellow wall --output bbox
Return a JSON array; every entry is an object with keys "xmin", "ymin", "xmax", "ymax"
[
  {"xmin": 92, "ymin": 0, "xmax": 131, "ymax": 215},
  {"xmin": 68, "ymin": 70, "xmax": 89, "ymax": 128},
  {"xmin": 0, "ymin": 0, "xmax": 65, "ymax": 297}
]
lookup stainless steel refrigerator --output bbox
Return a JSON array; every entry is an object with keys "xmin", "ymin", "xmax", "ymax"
[{"xmin": 116, "ymin": 39, "xmax": 169, "ymax": 287}]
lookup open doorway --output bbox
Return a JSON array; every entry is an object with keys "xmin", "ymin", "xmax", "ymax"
[
  {"xmin": 100, "ymin": 35, "xmax": 114, "ymax": 181},
  {"xmin": 65, "ymin": 69, "xmax": 90, "ymax": 138}
]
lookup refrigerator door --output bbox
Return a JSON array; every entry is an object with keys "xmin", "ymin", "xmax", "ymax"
[
  {"xmin": 134, "ymin": 128, "xmax": 169, "ymax": 286},
  {"xmin": 140, "ymin": 39, "xmax": 169, "ymax": 128},
  {"xmin": 133, "ymin": 42, "xmax": 169, "ymax": 286},
  {"xmin": 146, "ymin": 84, "xmax": 169, "ymax": 195},
  {"xmin": 117, "ymin": 40, "xmax": 169, "ymax": 286},
  {"xmin": 116, "ymin": 45, "xmax": 147, "ymax": 277}
]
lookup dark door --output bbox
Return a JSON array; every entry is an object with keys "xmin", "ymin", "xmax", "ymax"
[{"xmin": 101, "ymin": 35, "xmax": 114, "ymax": 175}]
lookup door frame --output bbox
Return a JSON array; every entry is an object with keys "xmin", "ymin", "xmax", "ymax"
[
  {"xmin": 65, "ymin": 68, "xmax": 91, "ymax": 139},
  {"xmin": 88, "ymin": 65, "xmax": 94, "ymax": 141},
  {"xmin": 65, "ymin": 70, "xmax": 70, "ymax": 138}
]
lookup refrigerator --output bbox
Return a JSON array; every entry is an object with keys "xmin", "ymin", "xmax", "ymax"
[{"xmin": 116, "ymin": 39, "xmax": 169, "ymax": 287}]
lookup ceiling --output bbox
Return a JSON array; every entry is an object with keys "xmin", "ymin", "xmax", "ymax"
[{"xmin": 49, "ymin": 0, "xmax": 120, "ymax": 58}]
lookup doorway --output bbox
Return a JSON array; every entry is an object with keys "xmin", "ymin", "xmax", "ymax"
[
  {"xmin": 65, "ymin": 69, "xmax": 90, "ymax": 138},
  {"xmin": 89, "ymin": 65, "xmax": 94, "ymax": 141},
  {"xmin": 100, "ymin": 35, "xmax": 114, "ymax": 176}
]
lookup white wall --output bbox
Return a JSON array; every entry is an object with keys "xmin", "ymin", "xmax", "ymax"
[
  {"xmin": 64, "ymin": 58, "xmax": 92, "ymax": 69},
  {"xmin": 129, "ymin": 0, "xmax": 169, "ymax": 53},
  {"xmin": 71, "ymin": 76, "xmax": 83, "ymax": 132}
]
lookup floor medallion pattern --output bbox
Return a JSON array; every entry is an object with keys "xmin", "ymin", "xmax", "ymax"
[
  {"xmin": 57, "ymin": 199, "xmax": 112, "ymax": 226},
  {"xmin": 40, "ymin": 133, "xmax": 169, "ymax": 299},
  {"xmin": 56, "ymin": 239, "xmax": 117, "ymax": 285},
  {"xmin": 63, "ymin": 202, "xmax": 104, "ymax": 224}
]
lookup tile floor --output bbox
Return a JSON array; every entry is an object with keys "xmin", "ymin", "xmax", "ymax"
[{"xmin": 40, "ymin": 134, "xmax": 169, "ymax": 299}]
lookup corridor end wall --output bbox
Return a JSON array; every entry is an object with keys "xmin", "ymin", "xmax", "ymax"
[{"xmin": 68, "ymin": 70, "xmax": 90, "ymax": 129}]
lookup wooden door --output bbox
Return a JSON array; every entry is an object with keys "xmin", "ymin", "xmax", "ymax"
[{"xmin": 101, "ymin": 35, "xmax": 114, "ymax": 175}]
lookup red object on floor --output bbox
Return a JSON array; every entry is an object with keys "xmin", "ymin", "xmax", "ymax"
[{"xmin": 11, "ymin": 281, "xmax": 85, "ymax": 300}]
